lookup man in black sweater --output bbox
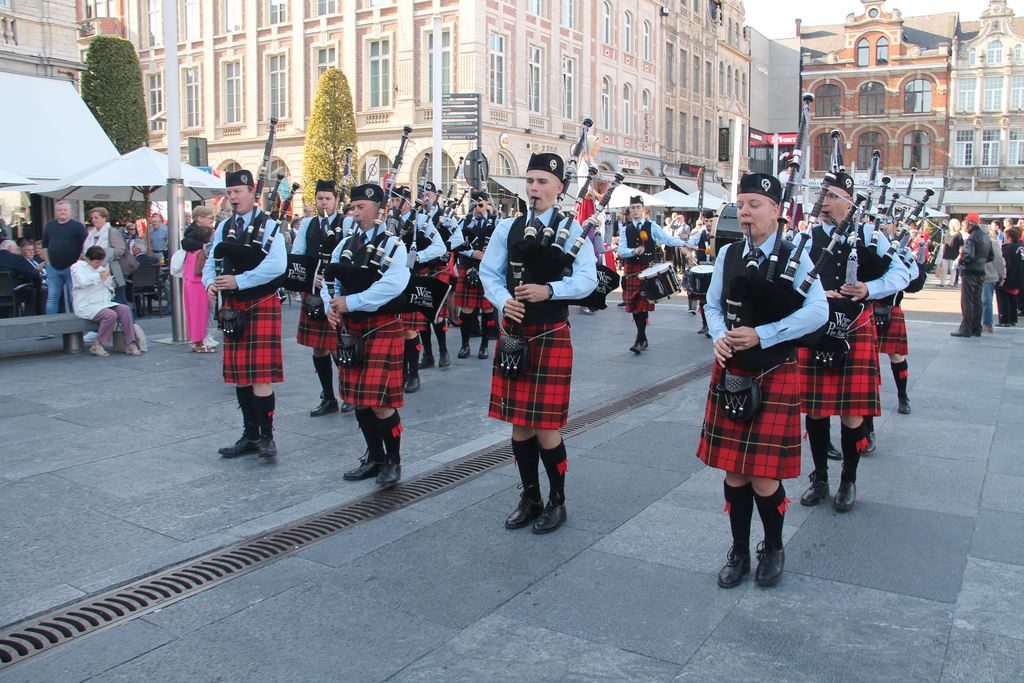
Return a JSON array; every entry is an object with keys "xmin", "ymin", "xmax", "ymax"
[
  {"xmin": 951, "ymin": 212, "xmax": 994, "ymax": 338},
  {"xmin": 0, "ymin": 239, "xmax": 43, "ymax": 314},
  {"xmin": 41, "ymin": 200, "xmax": 87, "ymax": 314}
]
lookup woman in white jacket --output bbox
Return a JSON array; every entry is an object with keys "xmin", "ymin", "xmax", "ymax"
[{"xmin": 72, "ymin": 246, "xmax": 141, "ymax": 357}]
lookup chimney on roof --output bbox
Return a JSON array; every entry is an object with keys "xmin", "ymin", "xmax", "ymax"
[{"xmin": 795, "ymin": 18, "xmax": 802, "ymax": 37}]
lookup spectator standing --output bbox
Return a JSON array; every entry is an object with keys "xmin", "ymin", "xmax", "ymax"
[
  {"xmin": 952, "ymin": 213, "xmax": 995, "ymax": 338},
  {"xmin": 41, "ymin": 200, "xmax": 87, "ymax": 315},
  {"xmin": 148, "ymin": 213, "xmax": 169, "ymax": 261},
  {"xmin": 938, "ymin": 220, "xmax": 962, "ymax": 287},
  {"xmin": 996, "ymin": 227, "xmax": 1023, "ymax": 327},
  {"xmin": 71, "ymin": 246, "xmax": 141, "ymax": 356},
  {"xmin": 983, "ymin": 224, "xmax": 1006, "ymax": 333},
  {"xmin": 181, "ymin": 207, "xmax": 215, "ymax": 352}
]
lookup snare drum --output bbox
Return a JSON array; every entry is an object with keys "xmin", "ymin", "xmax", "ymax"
[
  {"xmin": 639, "ymin": 263, "xmax": 682, "ymax": 302},
  {"xmin": 686, "ymin": 264, "xmax": 715, "ymax": 298}
]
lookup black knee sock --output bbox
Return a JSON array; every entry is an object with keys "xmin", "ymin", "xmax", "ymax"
[
  {"xmin": 354, "ymin": 408, "xmax": 385, "ymax": 463},
  {"xmin": 840, "ymin": 422, "xmax": 866, "ymax": 483},
  {"xmin": 460, "ymin": 311, "xmax": 473, "ymax": 347},
  {"xmin": 633, "ymin": 312, "xmax": 648, "ymax": 341},
  {"xmin": 539, "ymin": 441, "xmax": 568, "ymax": 505},
  {"xmin": 377, "ymin": 411, "xmax": 402, "ymax": 464},
  {"xmin": 252, "ymin": 393, "xmax": 275, "ymax": 440},
  {"xmin": 312, "ymin": 354, "xmax": 335, "ymax": 401},
  {"xmin": 512, "ymin": 437, "xmax": 542, "ymax": 501},
  {"xmin": 864, "ymin": 415, "xmax": 875, "ymax": 433},
  {"xmin": 700, "ymin": 307, "xmax": 709, "ymax": 330},
  {"xmin": 754, "ymin": 484, "xmax": 788, "ymax": 550},
  {"xmin": 235, "ymin": 386, "xmax": 257, "ymax": 439},
  {"xmin": 404, "ymin": 338, "xmax": 419, "ymax": 378},
  {"xmin": 480, "ymin": 311, "xmax": 494, "ymax": 345},
  {"xmin": 805, "ymin": 415, "xmax": 830, "ymax": 478},
  {"xmin": 724, "ymin": 481, "xmax": 754, "ymax": 553},
  {"xmin": 432, "ymin": 322, "xmax": 448, "ymax": 353},
  {"xmin": 420, "ymin": 328, "xmax": 433, "ymax": 359},
  {"xmin": 891, "ymin": 360, "xmax": 909, "ymax": 399}
]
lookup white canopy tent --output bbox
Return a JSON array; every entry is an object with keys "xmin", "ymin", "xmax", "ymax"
[
  {"xmin": 0, "ymin": 168, "xmax": 33, "ymax": 189},
  {"xmin": 652, "ymin": 188, "xmax": 724, "ymax": 211},
  {"xmin": 605, "ymin": 185, "xmax": 668, "ymax": 209}
]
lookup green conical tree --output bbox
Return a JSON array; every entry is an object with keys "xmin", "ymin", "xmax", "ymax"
[{"xmin": 303, "ymin": 68, "xmax": 358, "ymax": 206}]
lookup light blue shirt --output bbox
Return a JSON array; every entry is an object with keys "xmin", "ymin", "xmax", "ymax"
[
  {"xmin": 149, "ymin": 224, "xmax": 168, "ymax": 253},
  {"xmin": 705, "ymin": 232, "xmax": 828, "ymax": 349},
  {"xmin": 321, "ymin": 223, "xmax": 411, "ymax": 313},
  {"xmin": 450, "ymin": 213, "xmax": 494, "ymax": 259},
  {"xmin": 617, "ymin": 221, "xmax": 689, "ymax": 259},
  {"xmin": 686, "ymin": 227, "xmax": 710, "ymax": 248},
  {"xmin": 479, "ymin": 206, "xmax": 598, "ymax": 316},
  {"xmin": 291, "ymin": 213, "xmax": 345, "ymax": 256},
  {"xmin": 401, "ymin": 210, "xmax": 445, "ymax": 264},
  {"xmin": 808, "ymin": 222, "xmax": 911, "ymax": 300},
  {"xmin": 201, "ymin": 208, "xmax": 286, "ymax": 290}
]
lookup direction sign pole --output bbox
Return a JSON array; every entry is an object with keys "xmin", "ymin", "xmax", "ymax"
[{"xmin": 431, "ymin": 16, "xmax": 443, "ymax": 187}]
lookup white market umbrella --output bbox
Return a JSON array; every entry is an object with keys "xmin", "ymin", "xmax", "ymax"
[
  {"xmin": 0, "ymin": 167, "xmax": 33, "ymax": 189},
  {"xmin": 652, "ymin": 188, "xmax": 699, "ymax": 209},
  {"xmin": 605, "ymin": 185, "xmax": 669, "ymax": 209},
  {"xmin": 36, "ymin": 147, "xmax": 225, "ymax": 202}
]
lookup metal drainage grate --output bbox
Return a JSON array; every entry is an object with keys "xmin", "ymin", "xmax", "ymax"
[{"xmin": 0, "ymin": 361, "xmax": 710, "ymax": 670}]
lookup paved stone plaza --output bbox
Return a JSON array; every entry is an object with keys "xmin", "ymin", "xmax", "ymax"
[{"xmin": 0, "ymin": 287, "xmax": 1020, "ymax": 682}]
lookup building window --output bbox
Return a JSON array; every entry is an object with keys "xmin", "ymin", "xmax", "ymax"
[
  {"xmin": 1015, "ymin": 45, "xmax": 1023, "ymax": 64},
  {"xmin": 815, "ymin": 83, "xmax": 841, "ymax": 117},
  {"xmin": 317, "ymin": 0, "xmax": 337, "ymax": 14},
  {"xmin": 693, "ymin": 116, "xmax": 700, "ymax": 156},
  {"xmin": 528, "ymin": 46, "xmax": 542, "ymax": 113},
  {"xmin": 981, "ymin": 129, "xmax": 1000, "ymax": 167},
  {"xmin": 665, "ymin": 108, "xmax": 674, "ymax": 150},
  {"xmin": 496, "ymin": 153, "xmax": 514, "ymax": 176},
  {"xmin": 902, "ymin": 131, "xmax": 929, "ymax": 169},
  {"xmin": 601, "ymin": 2, "xmax": 612, "ymax": 44},
  {"xmin": 680, "ymin": 50, "xmax": 687, "ymax": 88},
  {"xmin": 859, "ymin": 81, "xmax": 885, "ymax": 115},
  {"xmin": 623, "ymin": 11, "xmax": 633, "ymax": 53},
  {"xmin": 665, "ymin": 43, "xmax": 674, "ymax": 84},
  {"xmin": 488, "ymin": 33, "xmax": 505, "ymax": 106},
  {"xmin": 904, "ymin": 79, "xmax": 932, "ymax": 113},
  {"xmin": 858, "ymin": 132, "xmax": 884, "ymax": 169},
  {"xmin": 693, "ymin": 56, "xmax": 700, "ymax": 93},
  {"xmin": 146, "ymin": 72, "xmax": 164, "ymax": 131},
  {"xmin": 727, "ymin": 66, "xmax": 733, "ymax": 99},
  {"xmin": 600, "ymin": 77, "xmax": 612, "ymax": 129},
  {"xmin": 268, "ymin": 0, "xmax": 286, "ymax": 25},
  {"xmin": 561, "ymin": 56, "xmax": 575, "ymax": 119},
  {"xmin": 955, "ymin": 130, "xmax": 975, "ymax": 166},
  {"xmin": 984, "ymin": 76, "xmax": 1004, "ymax": 111},
  {"xmin": 427, "ymin": 29, "xmax": 451, "ymax": 102},
  {"xmin": 1010, "ymin": 130, "xmax": 1024, "ymax": 165},
  {"xmin": 987, "ymin": 40, "xmax": 1004, "ymax": 64},
  {"xmin": 1012, "ymin": 76, "xmax": 1024, "ymax": 110},
  {"xmin": 316, "ymin": 47, "xmax": 337, "ymax": 79},
  {"xmin": 84, "ymin": 1, "xmax": 110, "ymax": 18},
  {"xmin": 223, "ymin": 0, "xmax": 242, "ymax": 33},
  {"xmin": 369, "ymin": 38, "xmax": 391, "ymax": 108},
  {"xmin": 876, "ymin": 37, "xmax": 889, "ymax": 65},
  {"xmin": 814, "ymin": 132, "xmax": 832, "ymax": 171},
  {"xmin": 268, "ymin": 54, "xmax": 287, "ymax": 119},
  {"xmin": 561, "ymin": 0, "xmax": 575, "ymax": 28},
  {"xmin": 679, "ymin": 116, "xmax": 686, "ymax": 154},
  {"xmin": 957, "ymin": 78, "xmax": 977, "ymax": 112},
  {"xmin": 224, "ymin": 61, "xmax": 241, "ymax": 124},
  {"xmin": 719, "ymin": 62, "xmax": 724, "ymax": 96},
  {"xmin": 705, "ymin": 118, "xmax": 712, "ymax": 160},
  {"xmin": 741, "ymin": 72, "xmax": 747, "ymax": 102},
  {"xmin": 642, "ymin": 21, "xmax": 651, "ymax": 60},
  {"xmin": 183, "ymin": 67, "xmax": 200, "ymax": 128},
  {"xmin": 968, "ymin": 48, "xmax": 976, "ymax": 65},
  {"xmin": 528, "ymin": 0, "xmax": 541, "ymax": 15},
  {"xmin": 147, "ymin": 0, "xmax": 162, "ymax": 47},
  {"xmin": 184, "ymin": 0, "xmax": 201, "ymax": 40},
  {"xmin": 857, "ymin": 38, "xmax": 869, "ymax": 66},
  {"xmin": 705, "ymin": 61, "xmax": 712, "ymax": 97},
  {"xmin": 623, "ymin": 84, "xmax": 632, "ymax": 135}
]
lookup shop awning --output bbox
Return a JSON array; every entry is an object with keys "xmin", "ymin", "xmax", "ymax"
[
  {"xmin": 666, "ymin": 175, "xmax": 699, "ymax": 194},
  {"xmin": 620, "ymin": 173, "xmax": 663, "ymax": 188},
  {"xmin": 942, "ymin": 190, "xmax": 1024, "ymax": 214},
  {"xmin": 0, "ymin": 72, "xmax": 118, "ymax": 182},
  {"xmin": 666, "ymin": 175, "xmax": 729, "ymax": 200}
]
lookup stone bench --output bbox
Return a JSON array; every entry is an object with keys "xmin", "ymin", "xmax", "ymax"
[{"xmin": 0, "ymin": 313, "xmax": 99, "ymax": 353}]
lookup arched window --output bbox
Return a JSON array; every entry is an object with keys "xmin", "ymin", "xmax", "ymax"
[
  {"xmin": 601, "ymin": 77, "xmax": 612, "ymax": 129},
  {"xmin": 623, "ymin": 11, "xmax": 633, "ymax": 53},
  {"xmin": 641, "ymin": 21, "xmax": 651, "ymax": 61},
  {"xmin": 741, "ymin": 72, "xmax": 747, "ymax": 102},
  {"xmin": 719, "ymin": 62, "xmax": 725, "ymax": 96},
  {"xmin": 903, "ymin": 130, "xmax": 930, "ymax": 169},
  {"xmin": 815, "ymin": 83, "xmax": 841, "ymax": 117},
  {"xmin": 622, "ymin": 84, "xmax": 633, "ymax": 134},
  {"xmin": 726, "ymin": 66, "xmax": 732, "ymax": 99},
  {"xmin": 495, "ymin": 152, "xmax": 515, "ymax": 176},
  {"xmin": 269, "ymin": 158, "xmax": 289, "ymax": 180},
  {"xmin": 857, "ymin": 131, "xmax": 884, "ymax": 169},
  {"xmin": 814, "ymin": 132, "xmax": 833, "ymax": 171},
  {"xmin": 857, "ymin": 38, "xmax": 870, "ymax": 66},
  {"xmin": 876, "ymin": 37, "xmax": 889, "ymax": 64},
  {"xmin": 416, "ymin": 152, "xmax": 457, "ymax": 187},
  {"xmin": 728, "ymin": 19, "xmax": 734, "ymax": 45},
  {"xmin": 220, "ymin": 160, "xmax": 242, "ymax": 174},
  {"xmin": 859, "ymin": 81, "xmax": 886, "ymax": 115},
  {"xmin": 904, "ymin": 79, "xmax": 933, "ymax": 113},
  {"xmin": 601, "ymin": 2, "xmax": 612, "ymax": 44},
  {"xmin": 988, "ymin": 40, "xmax": 1004, "ymax": 64},
  {"xmin": 641, "ymin": 88, "xmax": 651, "ymax": 112}
]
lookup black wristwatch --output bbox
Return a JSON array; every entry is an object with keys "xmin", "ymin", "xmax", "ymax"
[{"xmin": 546, "ymin": 283, "xmax": 554, "ymax": 300}]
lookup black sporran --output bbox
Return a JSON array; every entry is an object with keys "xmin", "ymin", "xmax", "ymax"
[
  {"xmin": 872, "ymin": 303, "xmax": 893, "ymax": 330},
  {"xmin": 336, "ymin": 333, "xmax": 364, "ymax": 369},
  {"xmin": 304, "ymin": 297, "xmax": 327, "ymax": 321},
  {"xmin": 497, "ymin": 334, "xmax": 529, "ymax": 379},
  {"xmin": 716, "ymin": 371, "xmax": 763, "ymax": 423},
  {"xmin": 219, "ymin": 308, "xmax": 249, "ymax": 340},
  {"xmin": 464, "ymin": 267, "xmax": 482, "ymax": 289}
]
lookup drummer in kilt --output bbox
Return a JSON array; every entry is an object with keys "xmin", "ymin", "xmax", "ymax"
[
  {"xmin": 291, "ymin": 179, "xmax": 351, "ymax": 417},
  {"xmin": 417, "ymin": 180, "xmax": 455, "ymax": 371},
  {"xmin": 480, "ymin": 152, "xmax": 598, "ymax": 534},
  {"xmin": 698, "ymin": 173, "xmax": 828, "ymax": 588},
  {"xmin": 323, "ymin": 183, "xmax": 410, "ymax": 487},
  {"xmin": 450, "ymin": 189, "xmax": 498, "ymax": 360},
  {"xmin": 617, "ymin": 196, "xmax": 690, "ymax": 354},
  {"xmin": 203, "ymin": 170, "xmax": 287, "ymax": 459}
]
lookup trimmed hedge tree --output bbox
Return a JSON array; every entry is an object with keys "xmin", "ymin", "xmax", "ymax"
[{"xmin": 303, "ymin": 68, "xmax": 358, "ymax": 206}]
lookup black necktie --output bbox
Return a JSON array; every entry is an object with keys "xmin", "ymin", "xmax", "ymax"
[
  {"xmin": 349, "ymin": 229, "xmax": 366, "ymax": 255},
  {"xmin": 234, "ymin": 216, "xmax": 244, "ymax": 237},
  {"xmin": 321, "ymin": 218, "xmax": 329, "ymax": 233}
]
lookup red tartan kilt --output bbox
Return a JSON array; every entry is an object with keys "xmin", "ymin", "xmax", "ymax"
[
  {"xmin": 875, "ymin": 306, "xmax": 909, "ymax": 356},
  {"xmin": 222, "ymin": 294, "xmax": 283, "ymax": 385},
  {"xmin": 337, "ymin": 313, "xmax": 405, "ymax": 408},
  {"xmin": 798, "ymin": 305, "xmax": 881, "ymax": 417},
  {"xmin": 400, "ymin": 310, "xmax": 428, "ymax": 332},
  {"xmin": 295, "ymin": 293, "xmax": 333, "ymax": 350},
  {"xmin": 488, "ymin": 322, "xmax": 572, "ymax": 430},
  {"xmin": 622, "ymin": 261, "xmax": 655, "ymax": 313},
  {"xmin": 697, "ymin": 359, "xmax": 802, "ymax": 480},
  {"xmin": 452, "ymin": 275, "xmax": 494, "ymax": 312}
]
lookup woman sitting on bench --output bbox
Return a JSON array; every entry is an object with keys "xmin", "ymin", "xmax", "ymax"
[{"xmin": 71, "ymin": 246, "xmax": 142, "ymax": 357}]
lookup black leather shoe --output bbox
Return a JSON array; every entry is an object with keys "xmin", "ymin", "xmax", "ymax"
[
  {"xmin": 257, "ymin": 438, "xmax": 277, "ymax": 459},
  {"xmin": 950, "ymin": 331, "xmax": 971, "ymax": 338},
  {"xmin": 309, "ymin": 399, "xmax": 339, "ymax": 417},
  {"xmin": 827, "ymin": 441, "xmax": 842, "ymax": 460},
  {"xmin": 478, "ymin": 344, "xmax": 489, "ymax": 360},
  {"xmin": 800, "ymin": 470, "xmax": 829, "ymax": 506},
  {"xmin": 717, "ymin": 546, "xmax": 751, "ymax": 588},
  {"xmin": 696, "ymin": 327, "xmax": 708, "ymax": 335},
  {"xmin": 532, "ymin": 501, "xmax": 567, "ymax": 534},
  {"xmin": 754, "ymin": 541, "xmax": 785, "ymax": 587},
  {"xmin": 404, "ymin": 375, "xmax": 420, "ymax": 393},
  {"xmin": 438, "ymin": 350, "xmax": 451, "ymax": 368},
  {"xmin": 504, "ymin": 494, "xmax": 544, "ymax": 529},
  {"xmin": 617, "ymin": 301, "xmax": 627, "ymax": 308},
  {"xmin": 376, "ymin": 462, "xmax": 401, "ymax": 487},
  {"xmin": 833, "ymin": 480, "xmax": 856, "ymax": 512},
  {"xmin": 457, "ymin": 345, "xmax": 470, "ymax": 359},
  {"xmin": 640, "ymin": 339, "xmax": 649, "ymax": 350},
  {"xmin": 218, "ymin": 437, "xmax": 260, "ymax": 458},
  {"xmin": 898, "ymin": 397, "xmax": 911, "ymax": 415},
  {"xmin": 343, "ymin": 458, "xmax": 382, "ymax": 481},
  {"xmin": 863, "ymin": 432, "xmax": 876, "ymax": 455},
  {"xmin": 419, "ymin": 354, "xmax": 435, "ymax": 369},
  {"xmin": 340, "ymin": 401, "xmax": 355, "ymax": 413},
  {"xmin": 629, "ymin": 339, "xmax": 643, "ymax": 354}
]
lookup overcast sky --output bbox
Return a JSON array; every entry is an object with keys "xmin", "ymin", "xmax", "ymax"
[{"xmin": 745, "ymin": 0, "xmax": 1024, "ymax": 40}]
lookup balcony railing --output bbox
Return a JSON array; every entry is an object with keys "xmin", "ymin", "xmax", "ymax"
[{"xmin": 359, "ymin": 111, "xmax": 392, "ymax": 127}]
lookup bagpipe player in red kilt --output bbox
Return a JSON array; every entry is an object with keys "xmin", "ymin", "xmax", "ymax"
[
  {"xmin": 480, "ymin": 152, "xmax": 598, "ymax": 535},
  {"xmin": 203, "ymin": 170, "xmax": 288, "ymax": 460},
  {"xmin": 450, "ymin": 190, "xmax": 498, "ymax": 360},
  {"xmin": 323, "ymin": 183, "xmax": 411, "ymax": 488},
  {"xmin": 698, "ymin": 173, "xmax": 827, "ymax": 588}
]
